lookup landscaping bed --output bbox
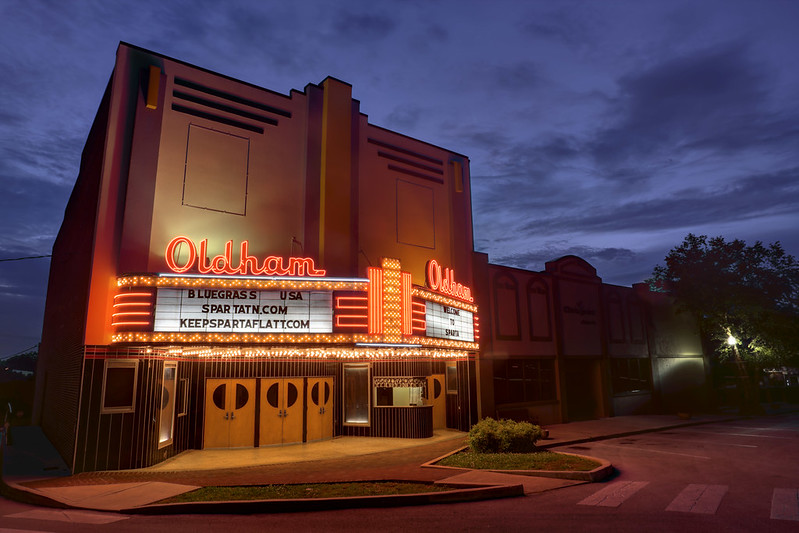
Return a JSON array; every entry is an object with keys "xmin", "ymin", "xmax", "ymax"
[
  {"xmin": 437, "ymin": 449, "xmax": 601, "ymax": 471},
  {"xmin": 160, "ymin": 481, "xmax": 457, "ymax": 503}
]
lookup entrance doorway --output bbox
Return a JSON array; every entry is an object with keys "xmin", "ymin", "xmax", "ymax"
[
  {"xmin": 306, "ymin": 377, "xmax": 333, "ymax": 441},
  {"xmin": 203, "ymin": 379, "xmax": 256, "ymax": 448},
  {"xmin": 259, "ymin": 378, "xmax": 304, "ymax": 446},
  {"xmin": 427, "ymin": 374, "xmax": 446, "ymax": 429},
  {"xmin": 564, "ymin": 360, "xmax": 602, "ymax": 421}
]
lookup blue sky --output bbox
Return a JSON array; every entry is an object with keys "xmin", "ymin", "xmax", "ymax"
[{"xmin": 1, "ymin": 0, "xmax": 798, "ymax": 357}]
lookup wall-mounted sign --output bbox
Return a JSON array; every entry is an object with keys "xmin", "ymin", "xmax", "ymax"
[
  {"xmin": 425, "ymin": 260, "xmax": 473, "ymax": 302},
  {"xmin": 425, "ymin": 301, "xmax": 474, "ymax": 342},
  {"xmin": 165, "ymin": 236, "xmax": 326, "ymax": 277},
  {"xmin": 153, "ymin": 288, "xmax": 333, "ymax": 333}
]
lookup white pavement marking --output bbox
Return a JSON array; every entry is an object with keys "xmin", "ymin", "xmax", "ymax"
[
  {"xmin": 578, "ymin": 481, "xmax": 649, "ymax": 507},
  {"xmin": 726, "ymin": 425, "xmax": 799, "ymax": 432},
  {"xmin": 5, "ymin": 509, "xmax": 128, "ymax": 525},
  {"xmin": 646, "ymin": 433, "xmax": 757, "ymax": 448},
  {"xmin": 771, "ymin": 488, "xmax": 799, "ymax": 521},
  {"xmin": 673, "ymin": 428, "xmax": 789, "ymax": 439},
  {"xmin": 594, "ymin": 443, "xmax": 710, "ymax": 459},
  {"xmin": 665, "ymin": 484, "xmax": 728, "ymax": 514}
]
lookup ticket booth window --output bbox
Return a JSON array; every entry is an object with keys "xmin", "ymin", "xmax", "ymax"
[{"xmin": 373, "ymin": 377, "xmax": 426, "ymax": 407}]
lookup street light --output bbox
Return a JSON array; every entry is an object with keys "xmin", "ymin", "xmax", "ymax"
[{"xmin": 727, "ymin": 335, "xmax": 737, "ymax": 346}]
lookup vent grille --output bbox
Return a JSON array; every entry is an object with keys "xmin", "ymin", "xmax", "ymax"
[
  {"xmin": 368, "ymin": 138, "xmax": 444, "ymax": 184},
  {"xmin": 171, "ymin": 77, "xmax": 292, "ymax": 133}
]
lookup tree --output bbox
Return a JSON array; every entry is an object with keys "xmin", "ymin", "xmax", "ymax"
[{"xmin": 648, "ymin": 234, "xmax": 799, "ymax": 410}]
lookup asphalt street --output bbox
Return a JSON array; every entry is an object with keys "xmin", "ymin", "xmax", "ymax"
[{"xmin": 1, "ymin": 414, "xmax": 797, "ymax": 532}]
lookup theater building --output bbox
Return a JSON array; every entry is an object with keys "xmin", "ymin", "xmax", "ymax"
[
  {"xmin": 35, "ymin": 43, "xmax": 708, "ymax": 474},
  {"xmin": 34, "ymin": 43, "xmax": 478, "ymax": 473}
]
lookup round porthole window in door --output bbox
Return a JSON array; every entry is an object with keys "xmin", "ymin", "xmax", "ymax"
[
  {"xmin": 311, "ymin": 383, "xmax": 319, "ymax": 406},
  {"xmin": 212, "ymin": 384, "xmax": 226, "ymax": 410},
  {"xmin": 286, "ymin": 383, "xmax": 298, "ymax": 408},
  {"xmin": 235, "ymin": 383, "xmax": 249, "ymax": 409}
]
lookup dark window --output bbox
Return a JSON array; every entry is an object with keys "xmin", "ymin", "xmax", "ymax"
[
  {"xmin": 344, "ymin": 364, "xmax": 370, "ymax": 425},
  {"xmin": 102, "ymin": 360, "xmax": 138, "ymax": 413},
  {"xmin": 177, "ymin": 378, "xmax": 189, "ymax": 417},
  {"xmin": 493, "ymin": 358, "xmax": 556, "ymax": 404},
  {"xmin": 611, "ymin": 358, "xmax": 652, "ymax": 394},
  {"xmin": 446, "ymin": 365, "xmax": 458, "ymax": 394}
]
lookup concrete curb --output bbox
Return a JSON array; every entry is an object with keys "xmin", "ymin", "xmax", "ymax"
[
  {"xmin": 122, "ymin": 483, "xmax": 525, "ymax": 515},
  {"xmin": 0, "ymin": 477, "xmax": 72, "ymax": 510},
  {"xmin": 422, "ymin": 446, "xmax": 613, "ymax": 482}
]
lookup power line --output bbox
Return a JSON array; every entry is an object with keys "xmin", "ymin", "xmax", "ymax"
[
  {"xmin": 1, "ymin": 344, "xmax": 39, "ymax": 361},
  {"xmin": 0, "ymin": 254, "xmax": 51, "ymax": 262}
]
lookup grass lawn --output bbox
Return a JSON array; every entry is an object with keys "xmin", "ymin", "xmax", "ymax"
[
  {"xmin": 438, "ymin": 449, "xmax": 601, "ymax": 471},
  {"xmin": 159, "ymin": 482, "xmax": 455, "ymax": 503}
]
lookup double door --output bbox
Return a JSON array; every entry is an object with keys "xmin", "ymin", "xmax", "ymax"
[
  {"xmin": 259, "ymin": 378, "xmax": 304, "ymax": 445},
  {"xmin": 204, "ymin": 379, "xmax": 256, "ymax": 448},
  {"xmin": 259, "ymin": 377, "xmax": 333, "ymax": 445},
  {"xmin": 205, "ymin": 376, "xmax": 334, "ymax": 448}
]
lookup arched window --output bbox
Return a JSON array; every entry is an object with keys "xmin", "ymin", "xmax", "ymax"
[
  {"xmin": 493, "ymin": 273, "xmax": 521, "ymax": 340},
  {"xmin": 527, "ymin": 278, "xmax": 552, "ymax": 341},
  {"xmin": 607, "ymin": 292, "xmax": 625, "ymax": 343}
]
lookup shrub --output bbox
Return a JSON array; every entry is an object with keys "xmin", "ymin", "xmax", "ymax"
[{"xmin": 467, "ymin": 417, "xmax": 544, "ymax": 453}]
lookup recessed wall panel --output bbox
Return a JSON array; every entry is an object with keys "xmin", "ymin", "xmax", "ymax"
[
  {"xmin": 182, "ymin": 125, "xmax": 249, "ymax": 215},
  {"xmin": 396, "ymin": 179, "xmax": 435, "ymax": 249}
]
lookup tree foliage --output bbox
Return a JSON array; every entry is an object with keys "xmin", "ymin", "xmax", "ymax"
[{"xmin": 648, "ymin": 234, "xmax": 799, "ymax": 367}]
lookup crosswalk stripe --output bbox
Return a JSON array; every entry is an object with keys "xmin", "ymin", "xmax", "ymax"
[
  {"xmin": 665, "ymin": 484, "xmax": 728, "ymax": 514},
  {"xmin": 578, "ymin": 481, "xmax": 649, "ymax": 507},
  {"xmin": 771, "ymin": 488, "xmax": 799, "ymax": 521}
]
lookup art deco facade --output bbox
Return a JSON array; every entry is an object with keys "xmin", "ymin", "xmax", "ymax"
[{"xmin": 34, "ymin": 43, "xmax": 707, "ymax": 473}]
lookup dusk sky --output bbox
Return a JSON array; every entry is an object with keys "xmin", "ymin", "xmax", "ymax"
[{"xmin": 1, "ymin": 0, "xmax": 798, "ymax": 358}]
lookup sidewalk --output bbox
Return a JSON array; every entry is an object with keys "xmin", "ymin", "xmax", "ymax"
[{"xmin": 4, "ymin": 409, "xmax": 793, "ymax": 514}]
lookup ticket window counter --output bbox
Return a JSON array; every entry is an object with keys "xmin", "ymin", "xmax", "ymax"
[{"xmin": 372, "ymin": 378, "xmax": 434, "ymax": 438}]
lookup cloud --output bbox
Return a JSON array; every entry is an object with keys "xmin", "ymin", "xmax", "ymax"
[
  {"xmin": 518, "ymin": 3, "xmax": 597, "ymax": 48},
  {"xmin": 331, "ymin": 10, "xmax": 397, "ymax": 43},
  {"xmin": 491, "ymin": 61, "xmax": 541, "ymax": 91},
  {"xmin": 0, "ymin": 173, "xmax": 70, "ymax": 256},
  {"xmin": 385, "ymin": 105, "xmax": 423, "ymax": 131},
  {"xmin": 493, "ymin": 245, "xmax": 637, "ymax": 271},
  {"xmin": 589, "ymin": 43, "xmax": 779, "ymax": 168},
  {"xmin": 515, "ymin": 167, "xmax": 799, "ymax": 236}
]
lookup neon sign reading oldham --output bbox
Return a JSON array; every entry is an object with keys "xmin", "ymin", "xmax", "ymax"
[
  {"xmin": 165, "ymin": 236, "xmax": 326, "ymax": 277},
  {"xmin": 425, "ymin": 259, "xmax": 474, "ymax": 302}
]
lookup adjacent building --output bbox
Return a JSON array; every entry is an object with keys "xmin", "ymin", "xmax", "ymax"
[{"xmin": 34, "ymin": 43, "xmax": 708, "ymax": 473}]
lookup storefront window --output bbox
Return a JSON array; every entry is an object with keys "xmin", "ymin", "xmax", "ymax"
[
  {"xmin": 101, "ymin": 360, "xmax": 138, "ymax": 413},
  {"xmin": 611, "ymin": 358, "xmax": 652, "ymax": 394},
  {"xmin": 493, "ymin": 358, "xmax": 556, "ymax": 404},
  {"xmin": 343, "ymin": 363, "xmax": 370, "ymax": 425},
  {"xmin": 159, "ymin": 362, "xmax": 177, "ymax": 447}
]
